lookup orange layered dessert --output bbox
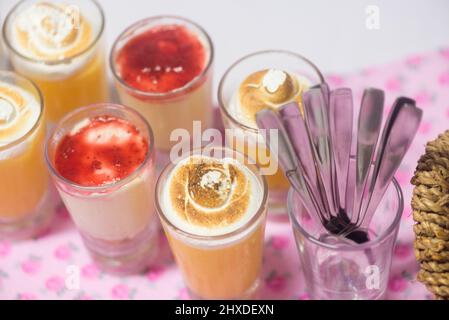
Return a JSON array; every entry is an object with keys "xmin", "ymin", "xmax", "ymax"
[
  {"xmin": 0, "ymin": 73, "xmax": 48, "ymax": 230},
  {"xmin": 157, "ymin": 149, "xmax": 267, "ymax": 299},
  {"xmin": 223, "ymin": 68, "xmax": 309, "ymax": 213},
  {"xmin": 3, "ymin": 0, "xmax": 108, "ymax": 123},
  {"xmin": 111, "ymin": 16, "xmax": 213, "ymax": 152}
]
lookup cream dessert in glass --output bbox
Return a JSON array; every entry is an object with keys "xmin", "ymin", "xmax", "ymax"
[
  {"xmin": 156, "ymin": 146, "xmax": 268, "ymax": 299},
  {"xmin": 3, "ymin": 0, "xmax": 109, "ymax": 124},
  {"xmin": 111, "ymin": 16, "xmax": 213, "ymax": 155},
  {"xmin": 0, "ymin": 71, "xmax": 53, "ymax": 239},
  {"xmin": 46, "ymin": 103, "xmax": 158, "ymax": 274},
  {"xmin": 218, "ymin": 50, "xmax": 324, "ymax": 216}
]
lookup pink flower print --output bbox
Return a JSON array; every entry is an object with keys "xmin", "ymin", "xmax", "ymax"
[
  {"xmin": 440, "ymin": 48, "xmax": 449, "ymax": 60},
  {"xmin": 54, "ymin": 244, "xmax": 72, "ymax": 260},
  {"xmin": 21, "ymin": 258, "xmax": 41, "ymax": 275},
  {"xmin": 45, "ymin": 276, "xmax": 64, "ymax": 292},
  {"xmin": 178, "ymin": 287, "xmax": 191, "ymax": 300},
  {"xmin": 265, "ymin": 272, "xmax": 287, "ymax": 292},
  {"xmin": 79, "ymin": 294, "xmax": 93, "ymax": 300},
  {"xmin": 111, "ymin": 284, "xmax": 130, "ymax": 300},
  {"xmin": 438, "ymin": 71, "xmax": 449, "ymax": 86},
  {"xmin": 414, "ymin": 91, "xmax": 432, "ymax": 107},
  {"xmin": 298, "ymin": 293, "xmax": 310, "ymax": 300},
  {"xmin": 326, "ymin": 75, "xmax": 345, "ymax": 87},
  {"xmin": 18, "ymin": 293, "xmax": 37, "ymax": 300},
  {"xmin": 270, "ymin": 235, "xmax": 289, "ymax": 250},
  {"xmin": 385, "ymin": 76, "xmax": 402, "ymax": 92},
  {"xmin": 81, "ymin": 263, "xmax": 100, "ymax": 279},
  {"xmin": 388, "ymin": 275, "xmax": 408, "ymax": 292},
  {"xmin": 418, "ymin": 121, "xmax": 432, "ymax": 135},
  {"xmin": 394, "ymin": 243, "xmax": 412, "ymax": 259},
  {"xmin": 0, "ymin": 241, "xmax": 11, "ymax": 258},
  {"xmin": 405, "ymin": 54, "xmax": 423, "ymax": 67},
  {"xmin": 394, "ymin": 170, "xmax": 410, "ymax": 186},
  {"xmin": 146, "ymin": 265, "xmax": 166, "ymax": 282}
]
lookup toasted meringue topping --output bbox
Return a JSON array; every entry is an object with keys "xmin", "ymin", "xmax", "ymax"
[
  {"xmin": 0, "ymin": 83, "xmax": 40, "ymax": 147},
  {"xmin": 162, "ymin": 155, "xmax": 264, "ymax": 236},
  {"xmin": 12, "ymin": 2, "xmax": 93, "ymax": 61},
  {"xmin": 234, "ymin": 69, "xmax": 307, "ymax": 127}
]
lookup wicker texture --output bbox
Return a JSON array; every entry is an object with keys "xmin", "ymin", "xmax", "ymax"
[{"xmin": 411, "ymin": 130, "xmax": 449, "ymax": 300}]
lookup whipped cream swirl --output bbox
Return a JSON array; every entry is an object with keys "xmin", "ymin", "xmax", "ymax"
[
  {"xmin": 0, "ymin": 82, "xmax": 40, "ymax": 147},
  {"xmin": 12, "ymin": 2, "xmax": 92, "ymax": 61}
]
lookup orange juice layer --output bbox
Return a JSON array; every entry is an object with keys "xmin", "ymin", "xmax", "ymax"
[
  {"xmin": 0, "ymin": 120, "xmax": 48, "ymax": 220},
  {"xmin": 165, "ymin": 223, "xmax": 265, "ymax": 299},
  {"xmin": 28, "ymin": 52, "xmax": 109, "ymax": 123}
]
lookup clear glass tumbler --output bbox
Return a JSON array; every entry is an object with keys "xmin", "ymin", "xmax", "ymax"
[
  {"xmin": 156, "ymin": 146, "xmax": 268, "ymax": 299},
  {"xmin": 218, "ymin": 50, "xmax": 324, "ymax": 216},
  {"xmin": 110, "ymin": 16, "xmax": 214, "ymax": 155},
  {"xmin": 3, "ymin": 0, "xmax": 109, "ymax": 124},
  {"xmin": 0, "ymin": 71, "xmax": 54, "ymax": 239},
  {"xmin": 46, "ymin": 103, "xmax": 158, "ymax": 274},
  {"xmin": 287, "ymin": 178, "xmax": 403, "ymax": 300}
]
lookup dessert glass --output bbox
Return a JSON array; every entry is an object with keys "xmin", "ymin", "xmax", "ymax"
[
  {"xmin": 46, "ymin": 103, "xmax": 158, "ymax": 274},
  {"xmin": 156, "ymin": 146, "xmax": 268, "ymax": 299},
  {"xmin": 110, "ymin": 16, "xmax": 214, "ymax": 155},
  {"xmin": 218, "ymin": 50, "xmax": 324, "ymax": 216},
  {"xmin": 0, "ymin": 71, "xmax": 53, "ymax": 239},
  {"xmin": 3, "ymin": 0, "xmax": 109, "ymax": 124}
]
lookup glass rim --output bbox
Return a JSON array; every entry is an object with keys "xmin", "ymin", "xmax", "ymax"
[
  {"xmin": 45, "ymin": 103, "xmax": 155, "ymax": 193},
  {"xmin": 2, "ymin": 0, "xmax": 105, "ymax": 65},
  {"xmin": 0, "ymin": 70, "xmax": 44, "ymax": 151},
  {"xmin": 109, "ymin": 15, "xmax": 214, "ymax": 99},
  {"xmin": 155, "ymin": 145, "xmax": 268, "ymax": 242},
  {"xmin": 287, "ymin": 177, "xmax": 404, "ymax": 251},
  {"xmin": 218, "ymin": 49, "xmax": 325, "ymax": 133}
]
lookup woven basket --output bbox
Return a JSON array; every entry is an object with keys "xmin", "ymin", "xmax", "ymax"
[{"xmin": 411, "ymin": 130, "xmax": 449, "ymax": 300}]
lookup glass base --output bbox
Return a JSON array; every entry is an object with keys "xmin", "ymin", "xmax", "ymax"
[
  {"xmin": 187, "ymin": 277, "xmax": 261, "ymax": 300},
  {"xmin": 81, "ymin": 220, "xmax": 160, "ymax": 275},
  {"xmin": 0, "ymin": 185, "xmax": 57, "ymax": 241}
]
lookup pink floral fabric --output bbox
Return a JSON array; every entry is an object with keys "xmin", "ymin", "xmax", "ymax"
[{"xmin": 1, "ymin": 48, "xmax": 448, "ymax": 300}]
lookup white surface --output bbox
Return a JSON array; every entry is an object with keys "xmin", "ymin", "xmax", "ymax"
[{"xmin": 1, "ymin": 0, "xmax": 449, "ymax": 75}]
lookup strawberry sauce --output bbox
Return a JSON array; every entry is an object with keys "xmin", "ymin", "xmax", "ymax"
[
  {"xmin": 115, "ymin": 24, "xmax": 207, "ymax": 93},
  {"xmin": 55, "ymin": 116, "xmax": 149, "ymax": 187}
]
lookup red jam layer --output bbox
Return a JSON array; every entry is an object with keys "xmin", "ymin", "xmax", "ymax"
[
  {"xmin": 115, "ymin": 24, "xmax": 207, "ymax": 93},
  {"xmin": 55, "ymin": 116, "xmax": 149, "ymax": 187}
]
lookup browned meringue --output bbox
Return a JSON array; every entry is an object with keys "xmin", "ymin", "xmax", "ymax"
[
  {"xmin": 238, "ymin": 69, "xmax": 305, "ymax": 125},
  {"xmin": 168, "ymin": 156, "xmax": 252, "ymax": 229}
]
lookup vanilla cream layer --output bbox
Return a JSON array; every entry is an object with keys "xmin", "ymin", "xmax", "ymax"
[
  {"xmin": 59, "ymin": 167, "xmax": 156, "ymax": 241},
  {"xmin": 162, "ymin": 155, "xmax": 263, "ymax": 237},
  {"xmin": 0, "ymin": 82, "xmax": 40, "ymax": 148},
  {"xmin": 8, "ymin": 1, "xmax": 97, "ymax": 80},
  {"xmin": 229, "ymin": 69, "xmax": 310, "ymax": 128}
]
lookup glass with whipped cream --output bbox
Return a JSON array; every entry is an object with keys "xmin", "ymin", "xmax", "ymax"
[
  {"xmin": 46, "ymin": 103, "xmax": 158, "ymax": 274},
  {"xmin": 0, "ymin": 71, "xmax": 54, "ymax": 239},
  {"xmin": 3, "ymin": 0, "xmax": 109, "ymax": 124},
  {"xmin": 156, "ymin": 146, "xmax": 268, "ymax": 299},
  {"xmin": 111, "ymin": 16, "xmax": 213, "ymax": 154},
  {"xmin": 218, "ymin": 50, "xmax": 324, "ymax": 215}
]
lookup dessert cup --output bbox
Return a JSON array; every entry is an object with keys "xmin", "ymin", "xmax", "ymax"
[
  {"xmin": 0, "ymin": 71, "xmax": 54, "ymax": 239},
  {"xmin": 111, "ymin": 16, "xmax": 213, "ymax": 155},
  {"xmin": 218, "ymin": 50, "xmax": 324, "ymax": 216},
  {"xmin": 46, "ymin": 103, "xmax": 158, "ymax": 274},
  {"xmin": 3, "ymin": 0, "xmax": 109, "ymax": 124},
  {"xmin": 156, "ymin": 146, "xmax": 268, "ymax": 299}
]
